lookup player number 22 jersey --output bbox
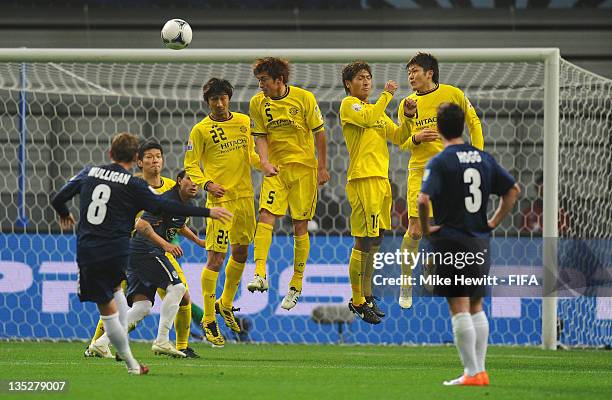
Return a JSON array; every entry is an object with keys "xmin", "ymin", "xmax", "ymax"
[{"xmin": 184, "ymin": 112, "xmax": 260, "ymax": 203}]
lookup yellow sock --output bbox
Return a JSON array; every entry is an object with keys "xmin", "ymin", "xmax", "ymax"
[
  {"xmin": 90, "ymin": 319, "xmax": 105, "ymax": 344},
  {"xmin": 201, "ymin": 268, "xmax": 219, "ymax": 324},
  {"xmin": 289, "ymin": 233, "xmax": 309, "ymax": 291},
  {"xmin": 220, "ymin": 257, "xmax": 245, "ymax": 307},
  {"xmin": 175, "ymin": 304, "xmax": 191, "ymax": 350},
  {"xmin": 349, "ymin": 248, "xmax": 367, "ymax": 305},
  {"xmin": 400, "ymin": 233, "xmax": 420, "ymax": 291},
  {"xmin": 254, "ymin": 222, "xmax": 273, "ymax": 277},
  {"xmin": 363, "ymin": 244, "xmax": 379, "ymax": 297}
]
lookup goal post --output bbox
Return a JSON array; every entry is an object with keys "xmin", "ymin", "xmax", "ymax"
[{"xmin": 0, "ymin": 47, "xmax": 595, "ymax": 349}]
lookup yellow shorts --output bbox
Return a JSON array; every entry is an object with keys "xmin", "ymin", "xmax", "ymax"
[
  {"xmin": 206, "ymin": 196, "xmax": 256, "ymax": 253},
  {"xmin": 346, "ymin": 177, "xmax": 391, "ymax": 238},
  {"xmin": 259, "ymin": 163, "xmax": 317, "ymax": 220},
  {"xmin": 407, "ymin": 168, "xmax": 433, "ymax": 218}
]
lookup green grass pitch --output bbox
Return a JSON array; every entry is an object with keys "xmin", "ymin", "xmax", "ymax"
[{"xmin": 1, "ymin": 341, "xmax": 611, "ymax": 399}]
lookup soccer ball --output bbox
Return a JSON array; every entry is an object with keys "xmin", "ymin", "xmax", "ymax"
[{"xmin": 161, "ymin": 19, "xmax": 192, "ymax": 50}]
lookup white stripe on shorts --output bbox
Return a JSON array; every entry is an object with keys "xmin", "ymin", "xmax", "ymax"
[{"xmin": 155, "ymin": 256, "xmax": 173, "ymax": 280}]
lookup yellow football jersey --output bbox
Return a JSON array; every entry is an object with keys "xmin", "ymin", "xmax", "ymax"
[
  {"xmin": 398, "ymin": 83, "xmax": 483, "ymax": 169},
  {"xmin": 184, "ymin": 112, "xmax": 260, "ymax": 204},
  {"xmin": 340, "ymin": 92, "xmax": 412, "ymax": 181},
  {"xmin": 151, "ymin": 176, "xmax": 176, "ymax": 194},
  {"xmin": 249, "ymin": 85, "xmax": 325, "ymax": 168},
  {"xmin": 134, "ymin": 175, "xmax": 176, "ymax": 227}
]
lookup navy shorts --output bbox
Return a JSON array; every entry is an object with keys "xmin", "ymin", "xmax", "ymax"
[
  {"xmin": 77, "ymin": 256, "xmax": 128, "ymax": 304},
  {"xmin": 125, "ymin": 253, "xmax": 181, "ymax": 305},
  {"xmin": 428, "ymin": 235, "xmax": 491, "ymax": 298}
]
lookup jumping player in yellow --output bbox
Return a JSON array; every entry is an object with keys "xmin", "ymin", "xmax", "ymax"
[
  {"xmin": 86, "ymin": 141, "xmax": 202, "ymax": 358},
  {"xmin": 184, "ymin": 78, "xmax": 261, "ymax": 347},
  {"xmin": 247, "ymin": 57, "xmax": 330, "ymax": 310},
  {"xmin": 340, "ymin": 61, "xmax": 415, "ymax": 324},
  {"xmin": 397, "ymin": 53, "xmax": 484, "ymax": 309}
]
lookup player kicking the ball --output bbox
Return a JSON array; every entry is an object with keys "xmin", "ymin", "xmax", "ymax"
[
  {"xmin": 91, "ymin": 170, "xmax": 208, "ymax": 358},
  {"xmin": 418, "ymin": 103, "xmax": 519, "ymax": 386},
  {"xmin": 86, "ymin": 141, "xmax": 202, "ymax": 359},
  {"xmin": 51, "ymin": 132, "xmax": 232, "ymax": 375}
]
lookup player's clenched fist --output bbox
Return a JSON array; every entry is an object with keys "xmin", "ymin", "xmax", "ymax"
[
  {"xmin": 261, "ymin": 161, "xmax": 279, "ymax": 177},
  {"xmin": 403, "ymin": 98, "xmax": 417, "ymax": 118},
  {"xmin": 210, "ymin": 207, "xmax": 233, "ymax": 224},
  {"xmin": 317, "ymin": 166, "xmax": 330, "ymax": 186},
  {"xmin": 384, "ymin": 80, "xmax": 399, "ymax": 95}
]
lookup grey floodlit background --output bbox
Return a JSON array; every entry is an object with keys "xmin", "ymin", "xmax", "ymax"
[
  {"xmin": 1, "ymin": 1, "xmax": 610, "ymax": 78},
  {"xmin": 1, "ymin": 0, "xmax": 610, "ymax": 237}
]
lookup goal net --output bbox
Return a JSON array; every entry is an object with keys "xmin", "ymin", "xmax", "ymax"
[{"xmin": 0, "ymin": 49, "xmax": 610, "ymax": 347}]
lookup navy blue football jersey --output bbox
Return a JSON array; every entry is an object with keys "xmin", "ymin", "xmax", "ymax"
[
  {"xmin": 421, "ymin": 144, "xmax": 515, "ymax": 237},
  {"xmin": 51, "ymin": 163, "xmax": 209, "ymax": 264},
  {"xmin": 130, "ymin": 186, "xmax": 190, "ymax": 256}
]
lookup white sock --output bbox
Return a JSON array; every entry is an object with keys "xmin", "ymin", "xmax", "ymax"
[
  {"xmin": 451, "ymin": 312, "xmax": 478, "ymax": 377},
  {"xmin": 127, "ymin": 300, "xmax": 152, "ymax": 332},
  {"xmin": 113, "ymin": 290, "xmax": 130, "ymax": 331},
  {"xmin": 94, "ymin": 300, "xmax": 152, "ymax": 348},
  {"xmin": 101, "ymin": 313, "xmax": 139, "ymax": 370},
  {"xmin": 157, "ymin": 283, "xmax": 186, "ymax": 343},
  {"xmin": 471, "ymin": 311, "xmax": 489, "ymax": 373}
]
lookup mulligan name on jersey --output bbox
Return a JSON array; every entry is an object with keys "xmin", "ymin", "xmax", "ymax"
[{"xmin": 87, "ymin": 166, "xmax": 131, "ymax": 185}]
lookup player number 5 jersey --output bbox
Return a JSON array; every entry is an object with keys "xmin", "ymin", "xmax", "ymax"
[{"xmin": 249, "ymin": 85, "xmax": 325, "ymax": 168}]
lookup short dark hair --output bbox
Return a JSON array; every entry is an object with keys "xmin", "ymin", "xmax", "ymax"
[
  {"xmin": 176, "ymin": 169, "xmax": 187, "ymax": 181},
  {"xmin": 137, "ymin": 140, "xmax": 163, "ymax": 161},
  {"xmin": 202, "ymin": 78, "xmax": 234, "ymax": 102},
  {"xmin": 436, "ymin": 103, "xmax": 465, "ymax": 139},
  {"xmin": 341, "ymin": 61, "xmax": 372, "ymax": 94},
  {"xmin": 252, "ymin": 57, "xmax": 290, "ymax": 84},
  {"xmin": 406, "ymin": 52, "xmax": 439, "ymax": 84},
  {"xmin": 110, "ymin": 132, "xmax": 140, "ymax": 163}
]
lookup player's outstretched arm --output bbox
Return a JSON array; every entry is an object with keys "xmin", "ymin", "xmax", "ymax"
[
  {"xmin": 135, "ymin": 180, "xmax": 215, "ymax": 219},
  {"xmin": 135, "ymin": 217, "xmax": 183, "ymax": 258},
  {"xmin": 179, "ymin": 225, "xmax": 206, "ymax": 248},
  {"xmin": 488, "ymin": 184, "xmax": 521, "ymax": 229}
]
